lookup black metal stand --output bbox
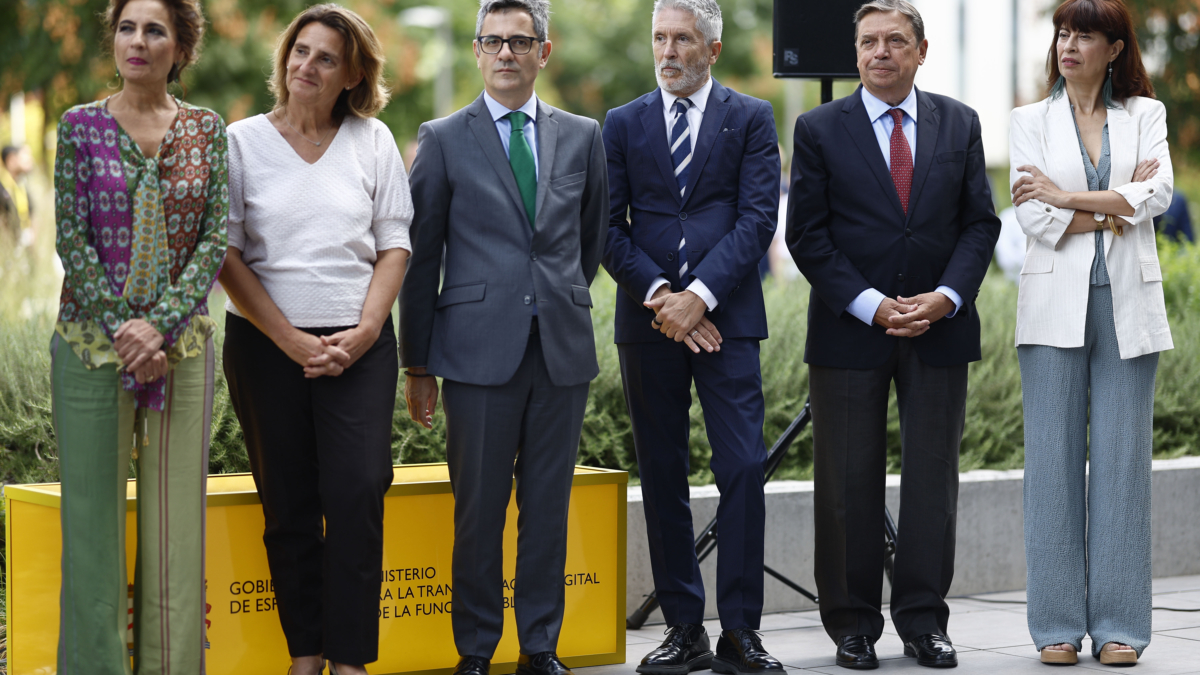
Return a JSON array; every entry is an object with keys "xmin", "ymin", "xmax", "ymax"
[{"xmin": 626, "ymin": 400, "xmax": 899, "ymax": 629}]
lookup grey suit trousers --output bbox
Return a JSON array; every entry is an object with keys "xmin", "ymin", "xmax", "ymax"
[{"xmin": 441, "ymin": 328, "xmax": 590, "ymax": 658}]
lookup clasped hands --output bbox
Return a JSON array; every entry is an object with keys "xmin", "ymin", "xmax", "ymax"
[
  {"xmin": 644, "ymin": 285, "xmax": 722, "ymax": 353},
  {"xmin": 284, "ymin": 324, "xmax": 379, "ymax": 379},
  {"xmin": 115, "ymin": 319, "xmax": 168, "ymax": 384},
  {"xmin": 874, "ymin": 293, "xmax": 954, "ymax": 337}
]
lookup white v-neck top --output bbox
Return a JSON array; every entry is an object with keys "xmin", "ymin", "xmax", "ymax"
[{"xmin": 226, "ymin": 113, "xmax": 413, "ymax": 327}]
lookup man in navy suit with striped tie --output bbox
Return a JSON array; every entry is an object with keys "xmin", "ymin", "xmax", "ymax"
[{"xmin": 601, "ymin": 1, "xmax": 781, "ymax": 674}]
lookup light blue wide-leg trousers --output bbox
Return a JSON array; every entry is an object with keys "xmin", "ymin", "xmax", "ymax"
[{"xmin": 1018, "ymin": 284, "xmax": 1158, "ymax": 658}]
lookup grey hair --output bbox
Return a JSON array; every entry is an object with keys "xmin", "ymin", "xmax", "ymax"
[
  {"xmin": 476, "ymin": 0, "xmax": 551, "ymax": 42},
  {"xmin": 854, "ymin": 0, "xmax": 925, "ymax": 43},
  {"xmin": 652, "ymin": 0, "xmax": 723, "ymax": 45}
]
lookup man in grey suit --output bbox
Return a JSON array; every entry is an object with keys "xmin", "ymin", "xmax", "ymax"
[{"xmin": 400, "ymin": 2, "xmax": 608, "ymax": 675}]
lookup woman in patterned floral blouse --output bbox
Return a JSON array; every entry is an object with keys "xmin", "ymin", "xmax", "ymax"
[{"xmin": 50, "ymin": 0, "xmax": 226, "ymax": 672}]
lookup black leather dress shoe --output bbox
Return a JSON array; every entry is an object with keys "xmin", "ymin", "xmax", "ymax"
[
  {"xmin": 454, "ymin": 655, "xmax": 490, "ymax": 675},
  {"xmin": 904, "ymin": 634, "xmax": 957, "ymax": 668},
  {"xmin": 515, "ymin": 652, "xmax": 573, "ymax": 675},
  {"xmin": 835, "ymin": 635, "xmax": 879, "ymax": 670},
  {"xmin": 637, "ymin": 623, "xmax": 714, "ymax": 674},
  {"xmin": 711, "ymin": 629, "xmax": 784, "ymax": 675}
]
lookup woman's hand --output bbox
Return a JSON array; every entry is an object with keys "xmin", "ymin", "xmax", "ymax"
[
  {"xmin": 278, "ymin": 329, "xmax": 328, "ymax": 372},
  {"xmin": 129, "ymin": 351, "xmax": 169, "ymax": 384},
  {"xmin": 309, "ymin": 324, "xmax": 381, "ymax": 376},
  {"xmin": 114, "ymin": 319, "xmax": 165, "ymax": 373},
  {"xmin": 1012, "ymin": 166, "xmax": 1070, "ymax": 208},
  {"xmin": 1132, "ymin": 158, "xmax": 1159, "ymax": 183}
]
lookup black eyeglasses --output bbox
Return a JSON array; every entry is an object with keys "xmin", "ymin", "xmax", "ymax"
[{"xmin": 477, "ymin": 35, "xmax": 540, "ymax": 55}]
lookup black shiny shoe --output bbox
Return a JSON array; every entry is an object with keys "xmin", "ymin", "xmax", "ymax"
[
  {"xmin": 711, "ymin": 629, "xmax": 784, "ymax": 675},
  {"xmin": 637, "ymin": 623, "xmax": 714, "ymax": 674},
  {"xmin": 515, "ymin": 652, "xmax": 573, "ymax": 675},
  {"xmin": 904, "ymin": 634, "xmax": 957, "ymax": 668},
  {"xmin": 454, "ymin": 655, "xmax": 491, "ymax": 675},
  {"xmin": 835, "ymin": 635, "xmax": 879, "ymax": 670}
]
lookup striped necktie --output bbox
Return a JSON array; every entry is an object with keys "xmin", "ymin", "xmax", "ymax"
[{"xmin": 670, "ymin": 98, "xmax": 693, "ymax": 282}]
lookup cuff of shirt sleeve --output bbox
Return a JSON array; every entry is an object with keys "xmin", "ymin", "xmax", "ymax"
[
  {"xmin": 645, "ymin": 277, "xmax": 670, "ymax": 304},
  {"xmin": 847, "ymin": 288, "xmax": 887, "ymax": 326},
  {"xmin": 1032, "ymin": 202, "xmax": 1074, "ymax": 246},
  {"xmin": 1113, "ymin": 182, "xmax": 1158, "ymax": 212},
  {"xmin": 686, "ymin": 279, "xmax": 718, "ymax": 312},
  {"xmin": 936, "ymin": 285, "xmax": 963, "ymax": 318}
]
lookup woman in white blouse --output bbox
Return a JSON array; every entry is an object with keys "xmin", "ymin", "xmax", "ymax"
[
  {"xmin": 1008, "ymin": 0, "xmax": 1172, "ymax": 666},
  {"xmin": 218, "ymin": 6, "xmax": 412, "ymax": 675}
]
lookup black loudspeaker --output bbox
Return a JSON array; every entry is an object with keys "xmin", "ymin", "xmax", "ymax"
[{"xmin": 773, "ymin": 0, "xmax": 861, "ymax": 78}]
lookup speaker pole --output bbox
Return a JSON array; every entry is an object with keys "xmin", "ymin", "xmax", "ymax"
[{"xmin": 821, "ymin": 78, "xmax": 834, "ymax": 105}]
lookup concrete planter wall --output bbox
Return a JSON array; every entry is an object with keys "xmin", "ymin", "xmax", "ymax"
[{"xmin": 625, "ymin": 456, "xmax": 1200, "ymax": 624}]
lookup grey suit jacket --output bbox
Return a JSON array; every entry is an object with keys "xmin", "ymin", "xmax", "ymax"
[{"xmin": 400, "ymin": 94, "xmax": 609, "ymax": 387}]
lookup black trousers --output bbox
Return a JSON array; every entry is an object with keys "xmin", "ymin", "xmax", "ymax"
[
  {"xmin": 809, "ymin": 338, "xmax": 967, "ymax": 644},
  {"xmin": 441, "ymin": 329, "xmax": 590, "ymax": 659},
  {"xmin": 223, "ymin": 312, "xmax": 397, "ymax": 665}
]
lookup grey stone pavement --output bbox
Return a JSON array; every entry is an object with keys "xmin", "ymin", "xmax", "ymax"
[{"xmin": 579, "ymin": 575, "xmax": 1200, "ymax": 675}]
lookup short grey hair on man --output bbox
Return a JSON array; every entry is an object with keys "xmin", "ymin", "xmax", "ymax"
[
  {"xmin": 854, "ymin": 0, "xmax": 925, "ymax": 44},
  {"xmin": 652, "ymin": 0, "xmax": 723, "ymax": 46},
  {"xmin": 476, "ymin": 0, "xmax": 551, "ymax": 43}
]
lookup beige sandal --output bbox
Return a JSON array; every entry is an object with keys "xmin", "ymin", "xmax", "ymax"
[
  {"xmin": 1098, "ymin": 643, "xmax": 1137, "ymax": 666},
  {"xmin": 1041, "ymin": 644, "xmax": 1078, "ymax": 665}
]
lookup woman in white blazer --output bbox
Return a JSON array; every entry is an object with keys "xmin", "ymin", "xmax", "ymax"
[{"xmin": 1008, "ymin": 0, "xmax": 1172, "ymax": 666}]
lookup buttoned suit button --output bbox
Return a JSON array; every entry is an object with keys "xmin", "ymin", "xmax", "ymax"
[
  {"xmin": 905, "ymin": 229, "xmax": 913, "ymax": 237},
  {"xmin": 679, "ymin": 212, "xmax": 687, "ymax": 220},
  {"xmin": 524, "ymin": 295, "xmax": 531, "ymax": 305},
  {"xmin": 667, "ymin": 252, "xmax": 675, "ymax": 262},
  {"xmin": 897, "ymin": 273, "xmax": 906, "ymax": 282},
  {"xmin": 530, "ymin": 251, "xmax": 538, "ymax": 261}
]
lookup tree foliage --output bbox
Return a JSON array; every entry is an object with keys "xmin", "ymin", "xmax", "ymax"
[
  {"xmin": 0, "ymin": 0, "xmax": 778, "ymax": 147},
  {"xmin": 1126, "ymin": 0, "xmax": 1200, "ymax": 161}
]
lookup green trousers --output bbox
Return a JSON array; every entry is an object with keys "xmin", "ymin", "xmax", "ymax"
[{"xmin": 51, "ymin": 334, "xmax": 213, "ymax": 675}]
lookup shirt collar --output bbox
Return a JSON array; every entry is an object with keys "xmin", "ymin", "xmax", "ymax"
[
  {"xmin": 861, "ymin": 85, "xmax": 919, "ymax": 124},
  {"xmin": 661, "ymin": 76, "xmax": 714, "ymax": 115},
  {"xmin": 483, "ymin": 90, "xmax": 539, "ymax": 124}
]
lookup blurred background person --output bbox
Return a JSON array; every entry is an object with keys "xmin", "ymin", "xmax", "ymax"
[
  {"xmin": 1153, "ymin": 191, "xmax": 1192, "ymax": 243},
  {"xmin": 219, "ymin": 5, "xmax": 411, "ymax": 675},
  {"xmin": 1009, "ymin": 0, "xmax": 1173, "ymax": 665},
  {"xmin": 49, "ymin": 0, "xmax": 227, "ymax": 671},
  {"xmin": 1, "ymin": 144, "xmax": 35, "ymax": 248}
]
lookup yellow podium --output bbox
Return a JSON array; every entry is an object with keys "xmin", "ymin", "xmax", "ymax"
[{"xmin": 5, "ymin": 464, "xmax": 628, "ymax": 675}]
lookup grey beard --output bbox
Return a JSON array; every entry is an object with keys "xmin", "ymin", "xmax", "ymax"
[{"xmin": 655, "ymin": 58, "xmax": 710, "ymax": 94}]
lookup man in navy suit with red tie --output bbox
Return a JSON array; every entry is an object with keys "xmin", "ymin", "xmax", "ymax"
[
  {"xmin": 787, "ymin": 0, "xmax": 1000, "ymax": 669},
  {"xmin": 601, "ymin": 1, "xmax": 781, "ymax": 674}
]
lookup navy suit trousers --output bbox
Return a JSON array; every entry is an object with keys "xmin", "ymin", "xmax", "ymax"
[{"xmin": 618, "ymin": 338, "xmax": 767, "ymax": 629}]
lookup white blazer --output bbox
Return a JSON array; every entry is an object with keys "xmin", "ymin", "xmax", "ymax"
[{"xmin": 1009, "ymin": 95, "xmax": 1173, "ymax": 359}]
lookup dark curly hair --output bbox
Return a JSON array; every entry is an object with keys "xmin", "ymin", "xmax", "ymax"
[{"xmin": 105, "ymin": 0, "xmax": 206, "ymax": 83}]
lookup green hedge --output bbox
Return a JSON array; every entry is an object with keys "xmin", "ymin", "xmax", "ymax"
[{"xmin": 4, "ymin": 239, "xmax": 1200, "ymax": 486}]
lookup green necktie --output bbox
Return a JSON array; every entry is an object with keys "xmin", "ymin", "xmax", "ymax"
[{"xmin": 504, "ymin": 111, "xmax": 537, "ymax": 230}]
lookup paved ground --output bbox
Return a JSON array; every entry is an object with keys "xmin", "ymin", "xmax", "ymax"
[{"xmin": 580, "ymin": 575, "xmax": 1200, "ymax": 675}]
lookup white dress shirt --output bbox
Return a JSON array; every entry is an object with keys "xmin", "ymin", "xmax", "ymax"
[
  {"xmin": 483, "ymin": 90, "xmax": 539, "ymax": 179},
  {"xmin": 845, "ymin": 86, "xmax": 963, "ymax": 326},
  {"xmin": 644, "ymin": 77, "xmax": 719, "ymax": 311}
]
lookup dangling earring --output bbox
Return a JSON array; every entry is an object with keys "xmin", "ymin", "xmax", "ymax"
[
  {"xmin": 169, "ymin": 62, "xmax": 181, "ymax": 83},
  {"xmin": 1101, "ymin": 61, "xmax": 1114, "ymax": 108}
]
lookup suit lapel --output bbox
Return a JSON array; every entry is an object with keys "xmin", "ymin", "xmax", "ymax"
[
  {"xmin": 468, "ymin": 95, "xmax": 531, "ymax": 228},
  {"xmin": 906, "ymin": 88, "xmax": 940, "ymax": 224},
  {"xmin": 1103, "ymin": 102, "xmax": 1133, "ymax": 256},
  {"xmin": 841, "ymin": 87, "xmax": 905, "ymax": 220},
  {"xmin": 534, "ymin": 100, "xmax": 558, "ymax": 228},
  {"xmin": 680, "ymin": 79, "xmax": 731, "ymax": 209},
  {"xmin": 638, "ymin": 92, "xmax": 682, "ymax": 206}
]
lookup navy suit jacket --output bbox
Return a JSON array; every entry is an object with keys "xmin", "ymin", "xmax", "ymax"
[
  {"xmin": 786, "ymin": 86, "xmax": 1001, "ymax": 369},
  {"xmin": 602, "ymin": 79, "xmax": 780, "ymax": 344}
]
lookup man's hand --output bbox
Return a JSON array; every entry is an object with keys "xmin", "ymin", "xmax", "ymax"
[
  {"xmin": 883, "ymin": 292, "xmax": 955, "ymax": 337},
  {"xmin": 873, "ymin": 297, "xmax": 926, "ymax": 337},
  {"xmin": 114, "ymin": 319, "xmax": 165, "ymax": 373},
  {"xmin": 404, "ymin": 367, "xmax": 440, "ymax": 430},
  {"xmin": 645, "ymin": 288, "xmax": 710, "ymax": 344}
]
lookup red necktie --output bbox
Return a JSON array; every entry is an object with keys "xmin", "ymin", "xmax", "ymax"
[{"xmin": 887, "ymin": 108, "xmax": 913, "ymax": 214}]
